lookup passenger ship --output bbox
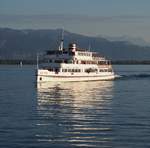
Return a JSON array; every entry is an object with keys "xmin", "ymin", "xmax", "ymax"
[{"xmin": 36, "ymin": 38, "xmax": 115, "ymax": 82}]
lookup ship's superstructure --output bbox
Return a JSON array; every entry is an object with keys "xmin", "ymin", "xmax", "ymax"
[{"xmin": 36, "ymin": 40, "xmax": 115, "ymax": 82}]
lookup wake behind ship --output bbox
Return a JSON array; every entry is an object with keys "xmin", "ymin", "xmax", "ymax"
[{"xmin": 36, "ymin": 36, "xmax": 115, "ymax": 82}]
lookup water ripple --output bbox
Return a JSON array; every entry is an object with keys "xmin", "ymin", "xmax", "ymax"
[{"xmin": 36, "ymin": 81, "xmax": 114, "ymax": 147}]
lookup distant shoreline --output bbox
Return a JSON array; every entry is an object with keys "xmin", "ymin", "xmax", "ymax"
[{"xmin": 0, "ymin": 60, "xmax": 150, "ymax": 65}]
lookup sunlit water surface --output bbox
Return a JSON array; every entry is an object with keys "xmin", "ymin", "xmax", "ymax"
[{"xmin": 0, "ymin": 65, "xmax": 150, "ymax": 148}]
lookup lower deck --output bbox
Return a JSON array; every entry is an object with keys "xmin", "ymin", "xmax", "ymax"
[{"xmin": 37, "ymin": 69, "xmax": 115, "ymax": 82}]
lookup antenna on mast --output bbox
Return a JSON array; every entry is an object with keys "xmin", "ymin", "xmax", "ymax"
[
  {"xmin": 36, "ymin": 53, "xmax": 39, "ymax": 70},
  {"xmin": 59, "ymin": 28, "xmax": 64, "ymax": 51}
]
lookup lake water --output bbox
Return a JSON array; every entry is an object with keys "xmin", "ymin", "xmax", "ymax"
[{"xmin": 0, "ymin": 65, "xmax": 150, "ymax": 148}]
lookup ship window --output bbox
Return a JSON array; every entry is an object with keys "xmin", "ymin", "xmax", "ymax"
[
  {"xmin": 55, "ymin": 68, "xmax": 59, "ymax": 73},
  {"xmin": 68, "ymin": 69, "xmax": 72, "ymax": 72},
  {"xmin": 75, "ymin": 69, "xmax": 81, "ymax": 72},
  {"xmin": 99, "ymin": 69, "xmax": 104, "ymax": 72},
  {"xmin": 74, "ymin": 69, "xmax": 78, "ymax": 72},
  {"xmin": 62, "ymin": 69, "xmax": 67, "ymax": 72},
  {"xmin": 108, "ymin": 69, "xmax": 112, "ymax": 72},
  {"xmin": 66, "ymin": 69, "xmax": 81, "ymax": 73},
  {"xmin": 81, "ymin": 61, "xmax": 86, "ymax": 64},
  {"xmin": 85, "ymin": 68, "xmax": 97, "ymax": 73},
  {"xmin": 78, "ymin": 52, "xmax": 89, "ymax": 56},
  {"xmin": 48, "ymin": 68, "xmax": 53, "ymax": 72},
  {"xmin": 98, "ymin": 61, "xmax": 108, "ymax": 65},
  {"xmin": 78, "ymin": 52, "xmax": 81, "ymax": 56}
]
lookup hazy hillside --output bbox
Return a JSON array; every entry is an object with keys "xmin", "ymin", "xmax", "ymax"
[
  {"xmin": 99, "ymin": 35, "xmax": 150, "ymax": 47},
  {"xmin": 1, "ymin": 28, "xmax": 150, "ymax": 60}
]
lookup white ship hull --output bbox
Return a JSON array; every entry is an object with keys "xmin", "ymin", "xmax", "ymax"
[{"xmin": 37, "ymin": 69, "xmax": 115, "ymax": 82}]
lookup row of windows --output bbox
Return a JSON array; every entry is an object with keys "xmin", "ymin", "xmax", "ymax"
[
  {"xmin": 85, "ymin": 68, "xmax": 97, "ymax": 73},
  {"xmin": 85, "ymin": 68, "xmax": 112, "ymax": 73},
  {"xmin": 80, "ymin": 60, "xmax": 109, "ymax": 65},
  {"xmin": 98, "ymin": 61, "xmax": 109, "ymax": 65},
  {"xmin": 62, "ymin": 68, "xmax": 112, "ymax": 73},
  {"xmin": 78, "ymin": 52, "xmax": 91, "ymax": 57},
  {"xmin": 46, "ymin": 59, "xmax": 109, "ymax": 65},
  {"xmin": 99, "ymin": 69, "xmax": 112, "ymax": 72},
  {"xmin": 47, "ymin": 68, "xmax": 81, "ymax": 73},
  {"xmin": 47, "ymin": 68, "xmax": 112, "ymax": 73},
  {"xmin": 46, "ymin": 50, "xmax": 74, "ymax": 55},
  {"xmin": 62, "ymin": 69, "xmax": 81, "ymax": 72}
]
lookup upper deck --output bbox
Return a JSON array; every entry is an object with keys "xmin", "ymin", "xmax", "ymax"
[{"xmin": 45, "ymin": 43, "xmax": 107, "ymax": 63}]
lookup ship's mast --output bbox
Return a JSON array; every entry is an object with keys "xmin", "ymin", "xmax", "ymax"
[
  {"xmin": 59, "ymin": 29, "xmax": 64, "ymax": 51},
  {"xmin": 36, "ymin": 53, "xmax": 39, "ymax": 69}
]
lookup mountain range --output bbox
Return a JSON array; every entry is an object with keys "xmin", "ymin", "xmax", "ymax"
[
  {"xmin": 0, "ymin": 28, "xmax": 150, "ymax": 61},
  {"xmin": 100, "ymin": 35, "xmax": 150, "ymax": 47}
]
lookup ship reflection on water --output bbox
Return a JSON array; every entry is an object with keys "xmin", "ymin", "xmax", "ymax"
[{"xmin": 36, "ymin": 81, "xmax": 114, "ymax": 147}]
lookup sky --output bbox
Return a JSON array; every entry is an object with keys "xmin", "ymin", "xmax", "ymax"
[{"xmin": 1, "ymin": 0, "xmax": 150, "ymax": 41}]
